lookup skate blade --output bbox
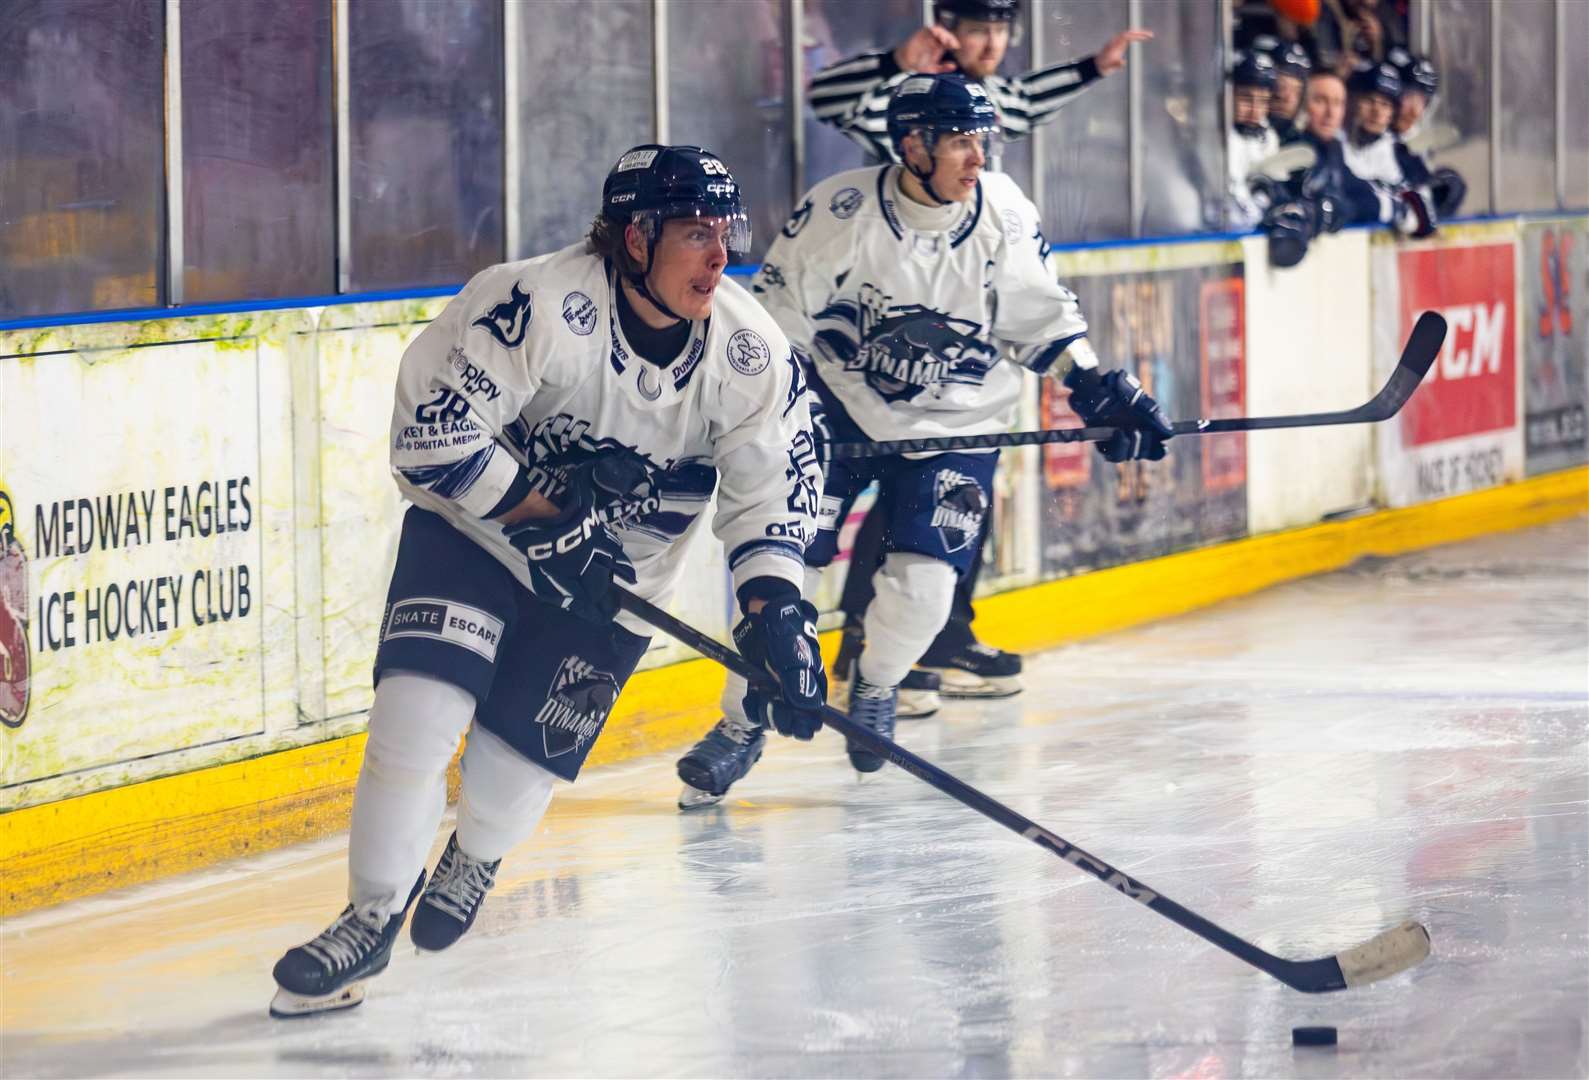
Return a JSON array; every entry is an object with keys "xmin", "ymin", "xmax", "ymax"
[
  {"xmin": 896, "ymin": 688, "xmax": 941, "ymax": 719},
  {"xmin": 269, "ymin": 982, "xmax": 368, "ymax": 1018},
  {"xmin": 678, "ymin": 783, "xmax": 725, "ymax": 811},
  {"xmin": 930, "ymin": 670, "xmax": 1023, "ymax": 699}
]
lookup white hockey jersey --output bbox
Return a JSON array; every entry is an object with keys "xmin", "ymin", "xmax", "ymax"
[
  {"xmin": 1226, "ymin": 125, "xmax": 1280, "ymax": 229},
  {"xmin": 751, "ymin": 165, "xmax": 1094, "ymax": 445},
  {"xmin": 389, "ymin": 244, "xmax": 820, "ymax": 631},
  {"xmin": 1342, "ymin": 131, "xmax": 1403, "ymax": 186}
]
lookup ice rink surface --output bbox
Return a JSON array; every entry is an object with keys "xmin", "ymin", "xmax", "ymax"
[{"xmin": 3, "ymin": 518, "xmax": 1586, "ymax": 1079}]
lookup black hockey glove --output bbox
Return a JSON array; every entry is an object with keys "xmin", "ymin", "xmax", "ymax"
[
  {"xmin": 1063, "ymin": 366, "xmax": 1174, "ymax": 462},
  {"xmin": 504, "ymin": 483, "xmax": 637, "ymax": 624},
  {"xmin": 734, "ymin": 591, "xmax": 826, "ymax": 740},
  {"xmin": 541, "ymin": 443, "xmax": 654, "ymax": 512}
]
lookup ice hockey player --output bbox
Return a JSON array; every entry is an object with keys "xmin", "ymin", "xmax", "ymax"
[
  {"xmin": 674, "ymin": 74, "xmax": 1172, "ymax": 810},
  {"xmin": 1387, "ymin": 47, "xmax": 1467, "ymax": 218},
  {"xmin": 807, "ymin": 0, "xmax": 1152, "ymax": 702},
  {"xmin": 269, "ymin": 145, "xmax": 827, "ymax": 1017},
  {"xmin": 1342, "ymin": 60, "xmax": 1437, "ymax": 238},
  {"xmin": 1226, "ymin": 50, "xmax": 1281, "ymax": 230},
  {"xmin": 1253, "ymin": 35, "xmax": 1312, "ymax": 142}
]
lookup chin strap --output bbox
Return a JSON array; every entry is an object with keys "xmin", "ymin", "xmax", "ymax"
[
  {"xmin": 624, "ymin": 232, "xmax": 686, "ymax": 323},
  {"xmin": 905, "ymin": 132, "xmax": 954, "ymax": 208}
]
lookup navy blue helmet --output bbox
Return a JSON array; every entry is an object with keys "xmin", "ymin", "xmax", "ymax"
[
  {"xmin": 1251, "ymin": 34, "xmax": 1312, "ymax": 79},
  {"xmin": 1387, "ymin": 47, "xmax": 1439, "ymax": 98},
  {"xmin": 886, "ymin": 73, "xmax": 1000, "ymax": 159},
  {"xmin": 1231, "ymin": 50, "xmax": 1279, "ymax": 91},
  {"xmin": 1347, "ymin": 61, "xmax": 1402, "ymax": 103},
  {"xmin": 601, "ymin": 144, "xmax": 751, "ymax": 256}
]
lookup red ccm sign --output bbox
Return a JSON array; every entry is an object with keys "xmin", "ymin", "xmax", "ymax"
[{"xmin": 1397, "ymin": 244, "xmax": 1516, "ymax": 446}]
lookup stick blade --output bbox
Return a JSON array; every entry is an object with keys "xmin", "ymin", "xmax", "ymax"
[
  {"xmin": 1337, "ymin": 920, "xmax": 1431, "ymax": 987},
  {"xmin": 1400, "ymin": 311, "xmax": 1447, "ymax": 381}
]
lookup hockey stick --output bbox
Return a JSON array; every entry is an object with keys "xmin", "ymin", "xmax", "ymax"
[
  {"xmin": 826, "ymin": 310, "xmax": 1446, "ymax": 460},
  {"xmin": 615, "ymin": 586, "xmax": 1431, "ymax": 994}
]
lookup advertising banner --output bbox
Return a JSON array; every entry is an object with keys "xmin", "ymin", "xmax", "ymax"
[
  {"xmin": 1520, "ymin": 221, "xmax": 1588, "ymax": 475},
  {"xmin": 0, "ymin": 340, "xmax": 266, "ymax": 792},
  {"xmin": 1375, "ymin": 237, "xmax": 1523, "ymax": 506},
  {"xmin": 1038, "ymin": 262, "xmax": 1248, "ymax": 575}
]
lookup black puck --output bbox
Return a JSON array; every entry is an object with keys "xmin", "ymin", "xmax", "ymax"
[{"xmin": 1292, "ymin": 1025, "xmax": 1338, "ymax": 1047}]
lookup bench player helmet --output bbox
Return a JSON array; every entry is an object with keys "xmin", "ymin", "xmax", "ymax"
[
  {"xmin": 1347, "ymin": 60, "xmax": 1402, "ymax": 103},
  {"xmin": 887, "ymin": 73, "xmax": 999, "ymax": 202},
  {"xmin": 1387, "ymin": 46, "xmax": 1439, "ymax": 98},
  {"xmin": 600, "ymin": 144, "xmax": 751, "ymax": 319},
  {"xmin": 1231, "ymin": 50, "xmax": 1279, "ymax": 90}
]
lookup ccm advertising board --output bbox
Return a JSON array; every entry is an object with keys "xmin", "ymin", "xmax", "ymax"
[
  {"xmin": 1038, "ymin": 262, "xmax": 1247, "ymax": 575},
  {"xmin": 1521, "ymin": 220, "xmax": 1587, "ymax": 475},
  {"xmin": 0, "ymin": 340, "xmax": 263, "ymax": 798},
  {"xmin": 1375, "ymin": 232, "xmax": 1522, "ymax": 506}
]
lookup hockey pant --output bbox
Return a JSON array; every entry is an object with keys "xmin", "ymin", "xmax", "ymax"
[{"xmin": 839, "ymin": 495, "xmax": 987, "ymax": 651}]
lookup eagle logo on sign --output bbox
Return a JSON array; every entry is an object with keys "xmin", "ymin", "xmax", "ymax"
[{"xmin": 0, "ymin": 486, "xmax": 31, "ymax": 729}]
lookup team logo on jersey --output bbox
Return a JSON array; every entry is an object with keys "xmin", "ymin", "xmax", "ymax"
[
  {"xmin": 727, "ymin": 329, "xmax": 771, "ymax": 376},
  {"xmin": 756, "ymin": 263, "xmax": 788, "ymax": 292},
  {"xmin": 562, "ymin": 291, "xmax": 597, "ymax": 336},
  {"xmin": 1001, "ymin": 208, "xmax": 1023, "ymax": 245},
  {"xmin": 930, "ymin": 469, "xmax": 987, "ymax": 554},
  {"xmin": 534, "ymin": 655, "xmax": 619, "ymax": 759},
  {"xmin": 829, "ymin": 187, "xmax": 864, "ymax": 220},
  {"xmin": 781, "ymin": 198, "xmax": 814, "ymax": 239},
  {"xmin": 0, "ymin": 485, "xmax": 31, "ymax": 729},
  {"xmin": 844, "ymin": 285, "xmax": 1000, "ymax": 404},
  {"xmin": 636, "ymin": 363, "xmax": 662, "ymax": 401},
  {"xmin": 471, "ymin": 281, "xmax": 534, "ymax": 348}
]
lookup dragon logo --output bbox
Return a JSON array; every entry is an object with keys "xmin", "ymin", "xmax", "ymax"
[
  {"xmin": 471, "ymin": 281, "xmax": 534, "ymax": 349},
  {"xmin": 0, "ymin": 486, "xmax": 30, "ymax": 729}
]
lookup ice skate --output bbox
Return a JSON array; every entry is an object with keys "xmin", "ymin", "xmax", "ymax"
[
  {"xmin": 917, "ymin": 639, "xmax": 1023, "ymax": 699},
  {"xmin": 845, "ymin": 676, "xmax": 897, "ymax": 774},
  {"xmin": 673, "ymin": 711, "xmax": 765, "ymax": 806},
  {"xmin": 269, "ymin": 872, "xmax": 424, "ymax": 1018},
  {"xmin": 410, "ymin": 832, "xmax": 501, "ymax": 952},
  {"xmin": 676, "ymin": 713, "xmax": 766, "ymax": 810},
  {"xmin": 834, "ymin": 624, "xmax": 942, "ymax": 718}
]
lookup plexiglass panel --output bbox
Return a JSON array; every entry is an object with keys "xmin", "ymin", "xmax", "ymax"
[
  {"xmin": 1494, "ymin": 0, "xmax": 1556, "ymax": 213},
  {"xmin": 1429, "ymin": 0, "xmax": 1491, "ymax": 215},
  {"xmin": 516, "ymin": 0, "xmax": 653, "ymax": 257},
  {"xmin": 800, "ymin": 0, "xmax": 919, "ymax": 184},
  {"xmin": 347, "ymin": 0, "xmax": 504, "ymax": 290},
  {"xmin": 1559, "ymin": 0, "xmax": 1587, "ymax": 209},
  {"xmin": 668, "ymin": 0, "xmax": 792, "ymax": 262},
  {"xmin": 0, "ymin": 0, "xmax": 164, "ymax": 317},
  {"xmin": 1035, "ymin": 1, "xmax": 1130, "ymax": 242},
  {"xmin": 1136, "ymin": 0, "xmax": 1224, "ymax": 237},
  {"xmin": 181, "ymin": 0, "xmax": 334, "ymax": 302}
]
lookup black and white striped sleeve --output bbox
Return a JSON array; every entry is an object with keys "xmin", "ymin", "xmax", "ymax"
[
  {"xmin": 807, "ymin": 49, "xmax": 906, "ymax": 162},
  {"xmin": 995, "ymin": 56, "xmax": 1103, "ymax": 139}
]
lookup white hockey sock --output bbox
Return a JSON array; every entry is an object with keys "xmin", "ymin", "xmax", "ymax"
[
  {"xmin": 859, "ymin": 552, "xmax": 955, "ymax": 688},
  {"xmin": 348, "ymin": 672, "xmax": 476, "ymax": 921},
  {"xmin": 456, "ymin": 724, "xmax": 557, "ymax": 863}
]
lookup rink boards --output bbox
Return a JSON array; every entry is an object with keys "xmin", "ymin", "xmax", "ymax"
[{"xmin": 1, "ymin": 215, "xmax": 1585, "ymax": 914}]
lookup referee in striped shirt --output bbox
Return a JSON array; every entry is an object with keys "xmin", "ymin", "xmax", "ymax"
[
  {"xmin": 808, "ymin": 0, "xmax": 1152, "ymax": 701},
  {"xmin": 809, "ymin": 0, "xmax": 1151, "ymax": 166}
]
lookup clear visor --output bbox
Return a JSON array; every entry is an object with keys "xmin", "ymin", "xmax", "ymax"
[
  {"xmin": 927, "ymin": 126, "xmax": 997, "ymax": 159},
  {"xmin": 635, "ymin": 208, "xmax": 752, "ymax": 256}
]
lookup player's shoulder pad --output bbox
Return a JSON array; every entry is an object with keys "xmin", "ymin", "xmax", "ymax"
[
  {"xmin": 977, "ymin": 170, "xmax": 1044, "ymax": 248},
  {"xmin": 781, "ymin": 165, "xmax": 887, "ymax": 240},
  {"xmin": 708, "ymin": 277, "xmax": 796, "ymax": 387},
  {"xmin": 456, "ymin": 242, "xmax": 604, "ymax": 349}
]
